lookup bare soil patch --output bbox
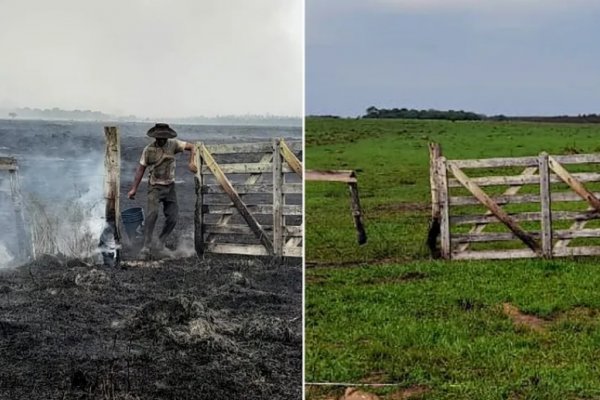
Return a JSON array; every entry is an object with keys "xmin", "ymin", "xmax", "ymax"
[
  {"xmin": 502, "ymin": 303, "xmax": 548, "ymax": 333},
  {"xmin": 342, "ymin": 388, "xmax": 380, "ymax": 400}
]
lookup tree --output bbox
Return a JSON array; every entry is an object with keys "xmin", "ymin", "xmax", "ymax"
[
  {"xmin": 8, "ymin": 112, "xmax": 16, "ymax": 119},
  {"xmin": 365, "ymin": 106, "xmax": 379, "ymax": 118}
]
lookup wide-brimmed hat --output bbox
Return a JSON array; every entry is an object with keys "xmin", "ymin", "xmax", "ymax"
[{"xmin": 147, "ymin": 123, "xmax": 177, "ymax": 139}]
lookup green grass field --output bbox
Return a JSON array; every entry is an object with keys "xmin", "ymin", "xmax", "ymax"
[{"xmin": 305, "ymin": 118, "xmax": 600, "ymax": 399}]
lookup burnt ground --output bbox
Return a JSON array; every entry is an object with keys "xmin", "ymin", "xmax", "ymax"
[
  {"xmin": 0, "ymin": 254, "xmax": 302, "ymax": 399},
  {"xmin": 0, "ymin": 120, "xmax": 303, "ymax": 399}
]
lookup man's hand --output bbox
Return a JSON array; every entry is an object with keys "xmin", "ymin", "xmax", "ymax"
[
  {"xmin": 128, "ymin": 188, "xmax": 137, "ymax": 199},
  {"xmin": 188, "ymin": 161, "xmax": 198, "ymax": 174}
]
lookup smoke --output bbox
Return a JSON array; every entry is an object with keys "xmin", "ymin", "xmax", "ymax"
[
  {"xmin": 0, "ymin": 123, "xmax": 109, "ymax": 268},
  {"xmin": 23, "ymin": 156, "xmax": 106, "ymax": 264},
  {"xmin": 0, "ymin": 243, "xmax": 14, "ymax": 269}
]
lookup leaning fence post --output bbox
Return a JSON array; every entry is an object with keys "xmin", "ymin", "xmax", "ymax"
[
  {"xmin": 437, "ymin": 156, "xmax": 451, "ymax": 259},
  {"xmin": 103, "ymin": 126, "xmax": 121, "ymax": 265},
  {"xmin": 347, "ymin": 174, "xmax": 367, "ymax": 245},
  {"xmin": 194, "ymin": 142, "xmax": 205, "ymax": 257},
  {"xmin": 539, "ymin": 152, "xmax": 553, "ymax": 258},
  {"xmin": 272, "ymin": 138, "xmax": 284, "ymax": 261}
]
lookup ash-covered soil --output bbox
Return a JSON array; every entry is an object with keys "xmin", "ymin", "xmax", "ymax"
[{"xmin": 0, "ymin": 254, "xmax": 302, "ymax": 399}]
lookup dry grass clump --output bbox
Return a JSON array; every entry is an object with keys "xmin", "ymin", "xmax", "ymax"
[{"xmin": 25, "ymin": 194, "xmax": 102, "ymax": 263}]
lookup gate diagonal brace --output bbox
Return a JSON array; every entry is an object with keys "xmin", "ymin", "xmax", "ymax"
[
  {"xmin": 198, "ymin": 143, "xmax": 274, "ymax": 255},
  {"xmin": 548, "ymin": 155, "xmax": 600, "ymax": 211},
  {"xmin": 458, "ymin": 166, "xmax": 538, "ymax": 253},
  {"xmin": 447, "ymin": 162, "xmax": 540, "ymax": 253},
  {"xmin": 279, "ymin": 139, "xmax": 303, "ymax": 176}
]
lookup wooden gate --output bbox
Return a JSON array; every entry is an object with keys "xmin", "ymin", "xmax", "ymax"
[
  {"xmin": 430, "ymin": 143, "xmax": 600, "ymax": 260},
  {"xmin": 0, "ymin": 157, "xmax": 32, "ymax": 262},
  {"xmin": 193, "ymin": 138, "xmax": 302, "ymax": 259}
]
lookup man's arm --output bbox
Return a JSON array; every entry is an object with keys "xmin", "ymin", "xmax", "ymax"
[
  {"xmin": 128, "ymin": 164, "xmax": 146, "ymax": 199},
  {"xmin": 183, "ymin": 142, "xmax": 198, "ymax": 174}
]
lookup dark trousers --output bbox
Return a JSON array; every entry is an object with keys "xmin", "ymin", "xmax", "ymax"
[{"xmin": 144, "ymin": 183, "xmax": 178, "ymax": 248}]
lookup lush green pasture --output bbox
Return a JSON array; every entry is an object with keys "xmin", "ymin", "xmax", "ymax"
[{"xmin": 305, "ymin": 118, "xmax": 600, "ymax": 399}]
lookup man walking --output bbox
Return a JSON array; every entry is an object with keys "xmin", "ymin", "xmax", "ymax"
[{"xmin": 128, "ymin": 123, "xmax": 195, "ymax": 257}]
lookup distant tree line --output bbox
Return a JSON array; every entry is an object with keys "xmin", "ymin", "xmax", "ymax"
[
  {"xmin": 506, "ymin": 114, "xmax": 600, "ymax": 124},
  {"xmin": 363, "ymin": 106, "xmax": 484, "ymax": 121},
  {"xmin": 359, "ymin": 107, "xmax": 600, "ymax": 123}
]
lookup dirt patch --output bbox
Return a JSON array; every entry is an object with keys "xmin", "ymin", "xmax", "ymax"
[
  {"xmin": 342, "ymin": 388, "xmax": 381, "ymax": 400},
  {"xmin": 502, "ymin": 303, "xmax": 548, "ymax": 333},
  {"xmin": 554, "ymin": 306, "xmax": 599, "ymax": 321},
  {"xmin": 0, "ymin": 255, "xmax": 301, "ymax": 399}
]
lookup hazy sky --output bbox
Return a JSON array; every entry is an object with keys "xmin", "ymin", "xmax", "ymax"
[
  {"xmin": 0, "ymin": 0, "xmax": 303, "ymax": 118},
  {"xmin": 307, "ymin": 0, "xmax": 600, "ymax": 116}
]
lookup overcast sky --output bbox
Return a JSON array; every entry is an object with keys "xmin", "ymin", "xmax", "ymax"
[
  {"xmin": 307, "ymin": 0, "xmax": 600, "ymax": 117},
  {"xmin": 0, "ymin": 0, "xmax": 303, "ymax": 118}
]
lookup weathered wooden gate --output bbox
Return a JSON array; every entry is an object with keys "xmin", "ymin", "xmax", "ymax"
[
  {"xmin": 305, "ymin": 169, "xmax": 367, "ymax": 245},
  {"xmin": 0, "ymin": 157, "xmax": 32, "ymax": 262},
  {"xmin": 193, "ymin": 138, "xmax": 302, "ymax": 259},
  {"xmin": 430, "ymin": 143, "xmax": 600, "ymax": 260}
]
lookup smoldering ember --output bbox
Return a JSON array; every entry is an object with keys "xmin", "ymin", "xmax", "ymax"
[{"xmin": 0, "ymin": 120, "xmax": 302, "ymax": 399}]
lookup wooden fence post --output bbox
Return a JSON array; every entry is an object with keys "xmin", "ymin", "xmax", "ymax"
[
  {"xmin": 273, "ymin": 138, "xmax": 284, "ymax": 261},
  {"xmin": 429, "ymin": 143, "xmax": 442, "ymax": 220},
  {"xmin": 437, "ymin": 156, "xmax": 451, "ymax": 259},
  {"xmin": 8, "ymin": 165, "xmax": 32, "ymax": 261},
  {"xmin": 194, "ymin": 143, "xmax": 205, "ymax": 257},
  {"xmin": 103, "ymin": 126, "xmax": 121, "ymax": 264},
  {"xmin": 539, "ymin": 152, "xmax": 553, "ymax": 258}
]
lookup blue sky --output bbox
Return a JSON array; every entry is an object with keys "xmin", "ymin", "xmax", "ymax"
[{"xmin": 306, "ymin": 0, "xmax": 600, "ymax": 117}]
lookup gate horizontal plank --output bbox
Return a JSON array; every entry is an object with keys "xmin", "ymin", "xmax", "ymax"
[
  {"xmin": 204, "ymin": 224, "xmax": 302, "ymax": 236},
  {"xmin": 204, "ymin": 204, "xmax": 302, "ymax": 216},
  {"xmin": 283, "ymin": 246, "xmax": 302, "ymax": 257},
  {"xmin": 450, "ymin": 191, "xmax": 600, "ymax": 206},
  {"xmin": 449, "ymin": 154, "xmax": 600, "ymax": 169},
  {"xmin": 305, "ymin": 170, "xmax": 357, "ymax": 183},
  {"xmin": 451, "ymin": 211, "xmax": 600, "ymax": 225},
  {"xmin": 450, "ymin": 157, "xmax": 538, "ymax": 169},
  {"xmin": 0, "ymin": 158, "xmax": 17, "ymax": 171},
  {"xmin": 204, "ymin": 242, "xmax": 301, "ymax": 257},
  {"xmin": 285, "ymin": 225, "xmax": 303, "ymax": 237},
  {"xmin": 454, "ymin": 228, "xmax": 600, "ymax": 243},
  {"xmin": 205, "ymin": 224, "xmax": 271, "ymax": 235},
  {"xmin": 204, "ymin": 142, "xmax": 301, "ymax": 155},
  {"xmin": 553, "ymin": 154, "xmax": 600, "ymax": 165},
  {"xmin": 205, "ymin": 243, "xmax": 269, "ymax": 256},
  {"xmin": 448, "ymin": 172, "xmax": 600, "ymax": 188},
  {"xmin": 201, "ymin": 163, "xmax": 293, "ymax": 174},
  {"xmin": 553, "ymin": 246, "xmax": 600, "ymax": 257},
  {"xmin": 452, "ymin": 249, "xmax": 537, "ymax": 260},
  {"xmin": 203, "ymin": 183, "xmax": 302, "ymax": 194}
]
